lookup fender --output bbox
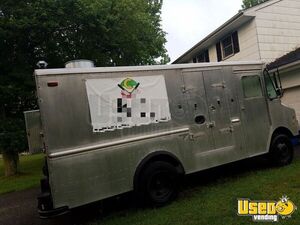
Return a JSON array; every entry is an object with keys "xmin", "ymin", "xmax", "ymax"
[{"xmin": 133, "ymin": 151, "xmax": 185, "ymax": 190}]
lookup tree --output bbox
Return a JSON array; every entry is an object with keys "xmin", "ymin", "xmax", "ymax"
[
  {"xmin": 0, "ymin": 0, "xmax": 169, "ymax": 176},
  {"xmin": 242, "ymin": 0, "xmax": 270, "ymax": 9}
]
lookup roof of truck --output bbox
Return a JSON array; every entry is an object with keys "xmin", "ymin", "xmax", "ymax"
[{"xmin": 35, "ymin": 61, "xmax": 264, "ymax": 76}]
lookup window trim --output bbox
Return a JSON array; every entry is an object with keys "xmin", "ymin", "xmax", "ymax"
[
  {"xmin": 221, "ymin": 34, "xmax": 234, "ymax": 59},
  {"xmin": 216, "ymin": 31, "xmax": 240, "ymax": 61},
  {"xmin": 192, "ymin": 49, "xmax": 210, "ymax": 63}
]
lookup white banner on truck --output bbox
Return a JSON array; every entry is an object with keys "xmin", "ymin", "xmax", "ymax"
[{"xmin": 85, "ymin": 75, "xmax": 171, "ymax": 132}]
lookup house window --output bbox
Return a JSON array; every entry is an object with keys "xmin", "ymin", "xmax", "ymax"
[
  {"xmin": 216, "ymin": 31, "xmax": 240, "ymax": 61},
  {"xmin": 222, "ymin": 35, "xmax": 234, "ymax": 58},
  {"xmin": 192, "ymin": 49, "xmax": 209, "ymax": 63}
]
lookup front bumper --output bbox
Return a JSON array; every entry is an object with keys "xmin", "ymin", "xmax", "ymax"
[
  {"xmin": 38, "ymin": 203, "xmax": 69, "ymax": 219},
  {"xmin": 291, "ymin": 131, "xmax": 300, "ymax": 146}
]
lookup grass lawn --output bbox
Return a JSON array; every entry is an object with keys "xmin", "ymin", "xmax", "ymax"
[
  {"xmin": 0, "ymin": 153, "xmax": 44, "ymax": 195},
  {"xmin": 87, "ymin": 154, "xmax": 300, "ymax": 225},
  {"xmin": 0, "ymin": 152, "xmax": 299, "ymax": 225}
]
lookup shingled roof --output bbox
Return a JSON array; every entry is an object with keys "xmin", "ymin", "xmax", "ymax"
[{"xmin": 267, "ymin": 48, "xmax": 300, "ymax": 70}]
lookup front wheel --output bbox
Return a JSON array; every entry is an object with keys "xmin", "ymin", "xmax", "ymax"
[
  {"xmin": 136, "ymin": 161, "xmax": 180, "ymax": 207},
  {"xmin": 269, "ymin": 134, "xmax": 294, "ymax": 166}
]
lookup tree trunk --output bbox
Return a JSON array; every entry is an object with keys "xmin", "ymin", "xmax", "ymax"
[{"xmin": 2, "ymin": 152, "xmax": 19, "ymax": 176}]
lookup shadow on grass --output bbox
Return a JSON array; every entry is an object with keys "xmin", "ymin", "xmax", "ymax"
[
  {"xmin": 184, "ymin": 155, "xmax": 271, "ymax": 188},
  {"xmin": 45, "ymin": 155, "xmax": 276, "ymax": 225}
]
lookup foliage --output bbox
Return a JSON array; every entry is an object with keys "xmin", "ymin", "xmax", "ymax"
[
  {"xmin": 0, "ymin": 0, "xmax": 169, "ymax": 155},
  {"xmin": 242, "ymin": 0, "xmax": 270, "ymax": 9}
]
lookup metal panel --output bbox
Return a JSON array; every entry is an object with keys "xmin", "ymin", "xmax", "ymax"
[
  {"xmin": 237, "ymin": 70, "xmax": 270, "ymax": 157},
  {"xmin": 24, "ymin": 110, "xmax": 43, "ymax": 154},
  {"xmin": 35, "ymin": 61, "xmax": 264, "ymax": 76},
  {"xmin": 37, "ymin": 71, "xmax": 187, "ymax": 153},
  {"xmin": 49, "ymin": 133, "xmax": 187, "ymax": 208},
  {"xmin": 181, "ymin": 71, "xmax": 214, "ymax": 171},
  {"xmin": 181, "ymin": 67, "xmax": 247, "ymax": 171},
  {"xmin": 282, "ymin": 87, "xmax": 300, "ymax": 124},
  {"xmin": 199, "ymin": 68, "xmax": 247, "ymax": 166},
  {"xmin": 203, "ymin": 69, "xmax": 234, "ymax": 149},
  {"xmin": 268, "ymin": 99, "xmax": 299, "ymax": 138},
  {"xmin": 36, "ymin": 68, "xmax": 194, "ymax": 208},
  {"xmin": 48, "ymin": 128, "xmax": 189, "ymax": 158},
  {"xmin": 34, "ymin": 62, "xmax": 299, "ymax": 210},
  {"xmin": 222, "ymin": 66, "xmax": 246, "ymax": 155}
]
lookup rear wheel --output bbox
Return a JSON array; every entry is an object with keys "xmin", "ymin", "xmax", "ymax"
[
  {"xmin": 269, "ymin": 134, "xmax": 294, "ymax": 166},
  {"xmin": 136, "ymin": 161, "xmax": 180, "ymax": 207}
]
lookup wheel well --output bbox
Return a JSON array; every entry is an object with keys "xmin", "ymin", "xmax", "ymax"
[
  {"xmin": 133, "ymin": 151, "xmax": 185, "ymax": 190},
  {"xmin": 272, "ymin": 127, "xmax": 294, "ymax": 139}
]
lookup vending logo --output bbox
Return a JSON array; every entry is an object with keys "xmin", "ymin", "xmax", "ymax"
[
  {"xmin": 118, "ymin": 78, "xmax": 140, "ymax": 93},
  {"xmin": 237, "ymin": 196, "xmax": 296, "ymax": 222}
]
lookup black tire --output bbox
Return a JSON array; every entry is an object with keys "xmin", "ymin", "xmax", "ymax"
[
  {"xmin": 269, "ymin": 134, "xmax": 294, "ymax": 166},
  {"xmin": 136, "ymin": 161, "xmax": 180, "ymax": 207}
]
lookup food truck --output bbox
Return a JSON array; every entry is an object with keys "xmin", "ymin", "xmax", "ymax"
[{"xmin": 35, "ymin": 61, "xmax": 299, "ymax": 217}]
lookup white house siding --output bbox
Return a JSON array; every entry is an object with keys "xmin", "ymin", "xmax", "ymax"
[
  {"xmin": 187, "ymin": 47, "xmax": 218, "ymax": 63},
  {"xmin": 208, "ymin": 45, "xmax": 218, "ymax": 62},
  {"xmin": 223, "ymin": 20, "xmax": 261, "ymax": 62},
  {"xmin": 255, "ymin": 0, "xmax": 300, "ymax": 63},
  {"xmin": 280, "ymin": 68, "xmax": 300, "ymax": 89},
  {"xmin": 280, "ymin": 68, "xmax": 300, "ymax": 123},
  {"xmin": 180, "ymin": 0, "xmax": 300, "ymax": 65},
  {"xmin": 193, "ymin": 20, "xmax": 260, "ymax": 63}
]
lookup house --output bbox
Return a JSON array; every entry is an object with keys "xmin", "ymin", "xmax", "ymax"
[
  {"xmin": 267, "ymin": 48, "xmax": 300, "ymax": 122},
  {"xmin": 173, "ymin": 0, "xmax": 300, "ymax": 64},
  {"xmin": 173, "ymin": 0, "xmax": 300, "ymax": 123}
]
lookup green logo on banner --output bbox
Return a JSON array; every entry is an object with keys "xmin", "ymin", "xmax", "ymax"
[{"xmin": 118, "ymin": 78, "xmax": 139, "ymax": 93}]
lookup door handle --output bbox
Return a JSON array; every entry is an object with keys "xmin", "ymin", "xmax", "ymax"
[
  {"xmin": 231, "ymin": 118, "xmax": 240, "ymax": 123},
  {"xmin": 210, "ymin": 105, "xmax": 216, "ymax": 111}
]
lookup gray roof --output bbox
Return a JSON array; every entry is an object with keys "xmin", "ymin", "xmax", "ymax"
[{"xmin": 267, "ymin": 47, "xmax": 300, "ymax": 70}]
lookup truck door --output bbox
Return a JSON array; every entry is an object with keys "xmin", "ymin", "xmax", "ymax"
[
  {"xmin": 182, "ymin": 69, "xmax": 246, "ymax": 171},
  {"xmin": 238, "ymin": 72, "xmax": 270, "ymax": 156},
  {"xmin": 202, "ymin": 69, "xmax": 246, "ymax": 164},
  {"xmin": 182, "ymin": 71, "xmax": 214, "ymax": 171}
]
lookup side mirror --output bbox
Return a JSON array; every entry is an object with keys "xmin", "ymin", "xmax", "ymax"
[
  {"xmin": 273, "ymin": 69, "xmax": 283, "ymax": 97},
  {"xmin": 276, "ymin": 88, "xmax": 284, "ymax": 97},
  {"xmin": 263, "ymin": 68, "xmax": 283, "ymax": 100},
  {"xmin": 276, "ymin": 89, "xmax": 281, "ymax": 96}
]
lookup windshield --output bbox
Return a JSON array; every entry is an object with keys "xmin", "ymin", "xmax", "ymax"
[{"xmin": 263, "ymin": 69, "xmax": 282, "ymax": 100}]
